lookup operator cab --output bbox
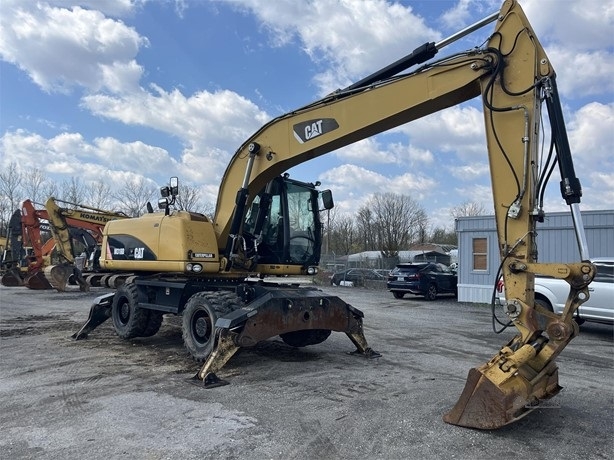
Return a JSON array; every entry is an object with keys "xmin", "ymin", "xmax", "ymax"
[{"xmin": 243, "ymin": 175, "xmax": 333, "ymax": 268}]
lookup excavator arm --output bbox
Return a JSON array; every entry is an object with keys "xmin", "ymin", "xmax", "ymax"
[
  {"xmin": 43, "ymin": 197, "xmax": 128, "ymax": 291},
  {"xmin": 211, "ymin": 0, "xmax": 594, "ymax": 428}
]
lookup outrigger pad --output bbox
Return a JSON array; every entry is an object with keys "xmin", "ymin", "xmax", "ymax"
[
  {"xmin": 189, "ymin": 372, "xmax": 230, "ymax": 389},
  {"xmin": 349, "ymin": 347, "xmax": 382, "ymax": 359},
  {"xmin": 72, "ymin": 293, "xmax": 114, "ymax": 340}
]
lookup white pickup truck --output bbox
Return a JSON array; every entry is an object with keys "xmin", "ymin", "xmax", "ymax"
[{"xmin": 496, "ymin": 258, "xmax": 614, "ymax": 325}]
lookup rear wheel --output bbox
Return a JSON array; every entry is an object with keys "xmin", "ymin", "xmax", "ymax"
[
  {"xmin": 425, "ymin": 284, "xmax": 438, "ymax": 301},
  {"xmin": 392, "ymin": 291, "xmax": 404, "ymax": 299},
  {"xmin": 182, "ymin": 292, "xmax": 235, "ymax": 361},
  {"xmin": 111, "ymin": 283, "xmax": 149, "ymax": 339},
  {"xmin": 280, "ymin": 329, "xmax": 332, "ymax": 347},
  {"xmin": 141, "ymin": 311, "xmax": 164, "ymax": 337}
]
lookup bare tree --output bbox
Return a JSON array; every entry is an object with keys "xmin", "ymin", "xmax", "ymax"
[
  {"xmin": 22, "ymin": 168, "xmax": 48, "ymax": 204},
  {"xmin": 86, "ymin": 181, "xmax": 114, "ymax": 210},
  {"xmin": 59, "ymin": 177, "xmax": 87, "ymax": 206},
  {"xmin": 361, "ymin": 193, "xmax": 428, "ymax": 257},
  {"xmin": 41, "ymin": 181, "xmax": 59, "ymax": 205},
  {"xmin": 329, "ymin": 214, "xmax": 356, "ymax": 256},
  {"xmin": 355, "ymin": 207, "xmax": 376, "ymax": 252},
  {"xmin": 174, "ymin": 183, "xmax": 210, "ymax": 213},
  {"xmin": 113, "ymin": 177, "xmax": 157, "ymax": 217},
  {"xmin": 451, "ymin": 200, "xmax": 485, "ymax": 219},
  {"xmin": 430, "ymin": 226, "xmax": 457, "ymax": 245}
]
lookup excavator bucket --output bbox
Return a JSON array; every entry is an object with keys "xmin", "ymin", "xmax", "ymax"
[
  {"xmin": 43, "ymin": 264, "xmax": 89, "ymax": 291},
  {"xmin": 24, "ymin": 271, "xmax": 53, "ymax": 290},
  {"xmin": 43, "ymin": 264, "xmax": 73, "ymax": 291},
  {"xmin": 443, "ymin": 362, "xmax": 561, "ymax": 429},
  {"xmin": 1, "ymin": 268, "xmax": 25, "ymax": 287}
]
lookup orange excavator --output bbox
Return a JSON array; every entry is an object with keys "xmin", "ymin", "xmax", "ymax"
[{"xmin": 0, "ymin": 202, "xmax": 58, "ymax": 289}]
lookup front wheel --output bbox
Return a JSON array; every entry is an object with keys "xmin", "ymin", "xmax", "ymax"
[
  {"xmin": 182, "ymin": 292, "xmax": 234, "ymax": 361},
  {"xmin": 111, "ymin": 283, "xmax": 149, "ymax": 339},
  {"xmin": 425, "ymin": 284, "xmax": 438, "ymax": 301},
  {"xmin": 392, "ymin": 291, "xmax": 404, "ymax": 299}
]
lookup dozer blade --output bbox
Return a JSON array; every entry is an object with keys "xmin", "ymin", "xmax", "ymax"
[
  {"xmin": 72, "ymin": 293, "xmax": 114, "ymax": 340},
  {"xmin": 443, "ymin": 361, "xmax": 561, "ymax": 430},
  {"xmin": 1, "ymin": 268, "xmax": 25, "ymax": 287},
  {"xmin": 24, "ymin": 271, "xmax": 54, "ymax": 290}
]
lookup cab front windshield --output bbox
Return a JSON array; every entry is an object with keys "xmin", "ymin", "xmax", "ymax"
[{"xmin": 244, "ymin": 179, "xmax": 321, "ymax": 265}]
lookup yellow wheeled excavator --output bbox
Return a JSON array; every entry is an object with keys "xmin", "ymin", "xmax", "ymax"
[
  {"xmin": 74, "ymin": 0, "xmax": 595, "ymax": 429},
  {"xmin": 43, "ymin": 197, "xmax": 128, "ymax": 291}
]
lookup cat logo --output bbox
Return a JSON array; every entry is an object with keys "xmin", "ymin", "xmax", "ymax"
[{"xmin": 293, "ymin": 118, "xmax": 339, "ymax": 144}]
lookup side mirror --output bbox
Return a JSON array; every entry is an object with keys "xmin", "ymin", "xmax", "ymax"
[
  {"xmin": 320, "ymin": 189, "xmax": 334, "ymax": 210},
  {"xmin": 170, "ymin": 177, "xmax": 179, "ymax": 196}
]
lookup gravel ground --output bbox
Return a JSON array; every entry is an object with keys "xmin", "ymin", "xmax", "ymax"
[{"xmin": 0, "ymin": 284, "xmax": 612, "ymax": 460}]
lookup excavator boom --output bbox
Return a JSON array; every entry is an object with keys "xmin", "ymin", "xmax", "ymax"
[{"xmin": 211, "ymin": 0, "xmax": 593, "ymax": 428}]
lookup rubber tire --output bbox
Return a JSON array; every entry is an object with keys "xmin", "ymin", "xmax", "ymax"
[
  {"xmin": 111, "ymin": 283, "xmax": 149, "ymax": 339},
  {"xmin": 280, "ymin": 329, "xmax": 332, "ymax": 347},
  {"xmin": 141, "ymin": 311, "xmax": 164, "ymax": 337},
  {"xmin": 182, "ymin": 292, "xmax": 234, "ymax": 361},
  {"xmin": 425, "ymin": 284, "xmax": 438, "ymax": 301},
  {"xmin": 392, "ymin": 291, "xmax": 404, "ymax": 299}
]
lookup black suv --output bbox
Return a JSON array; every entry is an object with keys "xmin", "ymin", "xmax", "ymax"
[{"xmin": 387, "ymin": 262, "xmax": 457, "ymax": 300}]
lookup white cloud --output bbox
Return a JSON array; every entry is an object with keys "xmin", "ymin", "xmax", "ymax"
[
  {"xmin": 334, "ymin": 138, "xmax": 402, "ymax": 164},
  {"xmin": 318, "ymin": 163, "xmax": 438, "ymax": 214},
  {"xmin": 520, "ymin": 0, "xmax": 614, "ymax": 51},
  {"xmin": 547, "ymin": 48, "xmax": 614, "ymax": 97},
  {"xmin": 82, "ymin": 85, "xmax": 269, "ymax": 152},
  {"xmin": 48, "ymin": 0, "xmax": 139, "ymax": 18},
  {"xmin": 568, "ymin": 102, "xmax": 614, "ymax": 163},
  {"xmin": 519, "ymin": 0, "xmax": 614, "ymax": 99},
  {"xmin": 0, "ymin": 1, "xmax": 147, "ymax": 94},
  {"xmin": 447, "ymin": 163, "xmax": 490, "ymax": 181},
  {"xmin": 229, "ymin": 0, "xmax": 442, "ymax": 94},
  {"xmin": 396, "ymin": 105, "xmax": 485, "ymax": 160}
]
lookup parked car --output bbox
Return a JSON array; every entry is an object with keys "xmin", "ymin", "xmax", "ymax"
[
  {"xmin": 387, "ymin": 262, "xmax": 458, "ymax": 300},
  {"xmin": 495, "ymin": 257, "xmax": 614, "ymax": 325},
  {"xmin": 330, "ymin": 268, "xmax": 387, "ymax": 287}
]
